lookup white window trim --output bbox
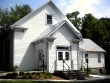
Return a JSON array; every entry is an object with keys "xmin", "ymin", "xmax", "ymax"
[
  {"xmin": 45, "ymin": 13, "xmax": 53, "ymax": 25},
  {"xmin": 98, "ymin": 54, "xmax": 101, "ymax": 63}
]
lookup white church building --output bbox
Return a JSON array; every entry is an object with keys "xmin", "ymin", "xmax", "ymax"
[{"xmin": 11, "ymin": 1, "xmax": 105, "ymax": 73}]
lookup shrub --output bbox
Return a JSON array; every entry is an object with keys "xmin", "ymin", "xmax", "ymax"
[
  {"xmin": 45, "ymin": 73, "xmax": 52, "ymax": 78},
  {"xmin": 19, "ymin": 71, "xmax": 25, "ymax": 75},
  {"xmin": 84, "ymin": 68, "xmax": 91, "ymax": 74},
  {"xmin": 12, "ymin": 72, "xmax": 19, "ymax": 77},
  {"xmin": 32, "ymin": 72, "xmax": 36, "ymax": 75},
  {"xmin": 36, "ymin": 72, "xmax": 40, "ymax": 75},
  {"xmin": 39, "ymin": 73, "xmax": 44, "ymax": 78},
  {"xmin": 6, "ymin": 73, "xmax": 12, "ymax": 78},
  {"xmin": 23, "ymin": 75, "xmax": 30, "ymax": 79},
  {"xmin": 25, "ymin": 72, "xmax": 31, "ymax": 75}
]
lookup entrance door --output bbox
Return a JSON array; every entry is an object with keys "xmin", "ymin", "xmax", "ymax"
[
  {"xmin": 38, "ymin": 50, "xmax": 43, "ymax": 71},
  {"xmin": 56, "ymin": 46, "xmax": 71, "ymax": 71}
]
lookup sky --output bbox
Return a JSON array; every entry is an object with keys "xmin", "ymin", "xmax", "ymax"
[{"xmin": 0, "ymin": 0, "xmax": 110, "ymax": 18}]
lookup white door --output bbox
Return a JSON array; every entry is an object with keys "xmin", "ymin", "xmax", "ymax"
[{"xmin": 56, "ymin": 50, "xmax": 71, "ymax": 71}]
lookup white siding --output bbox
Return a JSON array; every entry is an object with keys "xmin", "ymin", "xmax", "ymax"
[
  {"xmin": 35, "ymin": 42, "xmax": 47, "ymax": 70},
  {"xmin": 48, "ymin": 25, "xmax": 79, "ymax": 73},
  {"xmin": 79, "ymin": 52, "xmax": 105, "ymax": 68},
  {"xmin": 14, "ymin": 3, "xmax": 64, "ymax": 68},
  {"xmin": 18, "ymin": 43, "xmax": 36, "ymax": 70},
  {"xmin": 87, "ymin": 53, "xmax": 105, "ymax": 68},
  {"xmin": 13, "ymin": 2, "xmax": 81, "ymax": 71},
  {"xmin": 71, "ymin": 43, "xmax": 79, "ymax": 70}
]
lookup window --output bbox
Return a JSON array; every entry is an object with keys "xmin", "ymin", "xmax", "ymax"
[
  {"xmin": 57, "ymin": 46, "xmax": 70, "ymax": 50},
  {"xmin": 85, "ymin": 54, "xmax": 88, "ymax": 63},
  {"xmin": 47, "ymin": 15, "xmax": 52, "ymax": 25},
  {"xmin": 65, "ymin": 52, "xmax": 69, "ymax": 60},
  {"xmin": 98, "ymin": 54, "xmax": 101, "ymax": 63},
  {"xmin": 58, "ymin": 52, "xmax": 63, "ymax": 60}
]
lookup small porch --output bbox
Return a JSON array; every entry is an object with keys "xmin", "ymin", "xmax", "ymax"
[{"xmin": 51, "ymin": 59, "xmax": 86, "ymax": 80}]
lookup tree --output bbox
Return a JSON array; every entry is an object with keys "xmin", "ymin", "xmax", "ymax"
[
  {"xmin": 0, "ymin": 4, "xmax": 32, "ymax": 27},
  {"xmin": 81, "ymin": 13, "xmax": 110, "ymax": 74},
  {"xmin": 81, "ymin": 14, "xmax": 97, "ymax": 39},
  {"xmin": 66, "ymin": 11, "xmax": 82, "ymax": 31}
]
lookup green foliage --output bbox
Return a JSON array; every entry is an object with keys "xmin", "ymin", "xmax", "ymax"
[
  {"xmin": 66, "ymin": 11, "xmax": 82, "ymax": 31},
  {"xmin": 81, "ymin": 14, "xmax": 110, "ymax": 48},
  {"xmin": 84, "ymin": 68, "xmax": 91, "ymax": 74},
  {"xmin": 12, "ymin": 72, "xmax": 19, "ymax": 77},
  {"xmin": 6, "ymin": 73, "xmax": 13, "ymax": 78},
  {"xmin": 0, "ymin": 4, "xmax": 32, "ymax": 27},
  {"xmin": 25, "ymin": 72, "xmax": 31, "ymax": 75},
  {"xmin": 45, "ymin": 73, "xmax": 52, "ymax": 78},
  {"xmin": 5, "ymin": 72, "xmax": 52, "ymax": 79},
  {"xmin": 67, "ymin": 12, "xmax": 110, "ymax": 58},
  {"xmin": 19, "ymin": 71, "xmax": 25, "ymax": 75}
]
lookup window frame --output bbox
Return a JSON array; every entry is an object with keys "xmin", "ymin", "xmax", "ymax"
[
  {"xmin": 58, "ymin": 52, "xmax": 63, "ymax": 60},
  {"xmin": 85, "ymin": 54, "xmax": 89, "ymax": 63},
  {"xmin": 98, "ymin": 54, "xmax": 101, "ymax": 63},
  {"xmin": 65, "ymin": 52, "xmax": 69, "ymax": 60},
  {"xmin": 46, "ymin": 14, "xmax": 53, "ymax": 25},
  {"xmin": 56, "ymin": 46, "xmax": 70, "ymax": 51}
]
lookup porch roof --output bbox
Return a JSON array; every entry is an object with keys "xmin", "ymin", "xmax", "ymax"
[{"xmin": 33, "ymin": 20, "xmax": 82, "ymax": 43}]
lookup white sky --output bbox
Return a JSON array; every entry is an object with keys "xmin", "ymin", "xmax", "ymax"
[
  {"xmin": 54, "ymin": 0, "xmax": 110, "ymax": 18},
  {"xmin": 0, "ymin": 0, "xmax": 110, "ymax": 18}
]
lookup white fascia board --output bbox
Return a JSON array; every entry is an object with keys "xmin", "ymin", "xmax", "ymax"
[
  {"xmin": 50, "ymin": 1, "xmax": 80, "ymax": 34},
  {"xmin": 63, "ymin": 20, "xmax": 82, "ymax": 41},
  {"xmin": 11, "ymin": 25, "xmax": 28, "ymax": 30},
  {"xmin": 11, "ymin": 1, "xmax": 51, "ymax": 26}
]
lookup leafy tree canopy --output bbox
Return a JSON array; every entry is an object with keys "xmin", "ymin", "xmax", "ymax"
[
  {"xmin": 66, "ymin": 11, "xmax": 82, "ymax": 31},
  {"xmin": 0, "ymin": 4, "xmax": 32, "ymax": 27}
]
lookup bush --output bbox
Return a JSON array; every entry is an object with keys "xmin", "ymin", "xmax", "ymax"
[
  {"xmin": 45, "ymin": 73, "xmax": 52, "ymax": 78},
  {"xmin": 6, "ymin": 73, "xmax": 12, "ymax": 78},
  {"xmin": 19, "ymin": 71, "xmax": 25, "ymax": 75},
  {"xmin": 25, "ymin": 72, "xmax": 31, "ymax": 75},
  {"xmin": 84, "ymin": 68, "xmax": 91, "ymax": 74},
  {"xmin": 5, "ymin": 72, "xmax": 52, "ymax": 79},
  {"xmin": 12, "ymin": 72, "xmax": 19, "ymax": 77},
  {"xmin": 32, "ymin": 72, "xmax": 36, "ymax": 75}
]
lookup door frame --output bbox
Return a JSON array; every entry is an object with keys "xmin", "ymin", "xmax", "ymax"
[
  {"xmin": 56, "ymin": 46, "xmax": 71, "ymax": 70},
  {"xmin": 38, "ymin": 50, "xmax": 43, "ymax": 71}
]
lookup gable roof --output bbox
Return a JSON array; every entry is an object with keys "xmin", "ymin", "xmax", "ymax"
[
  {"xmin": 11, "ymin": 0, "xmax": 81, "ymax": 35},
  {"xmin": 79, "ymin": 38, "xmax": 106, "ymax": 52},
  {"xmin": 33, "ymin": 20, "xmax": 82, "ymax": 42}
]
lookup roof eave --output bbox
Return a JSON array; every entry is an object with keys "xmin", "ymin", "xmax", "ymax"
[{"xmin": 12, "ymin": 1, "xmax": 51, "ymax": 26}]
